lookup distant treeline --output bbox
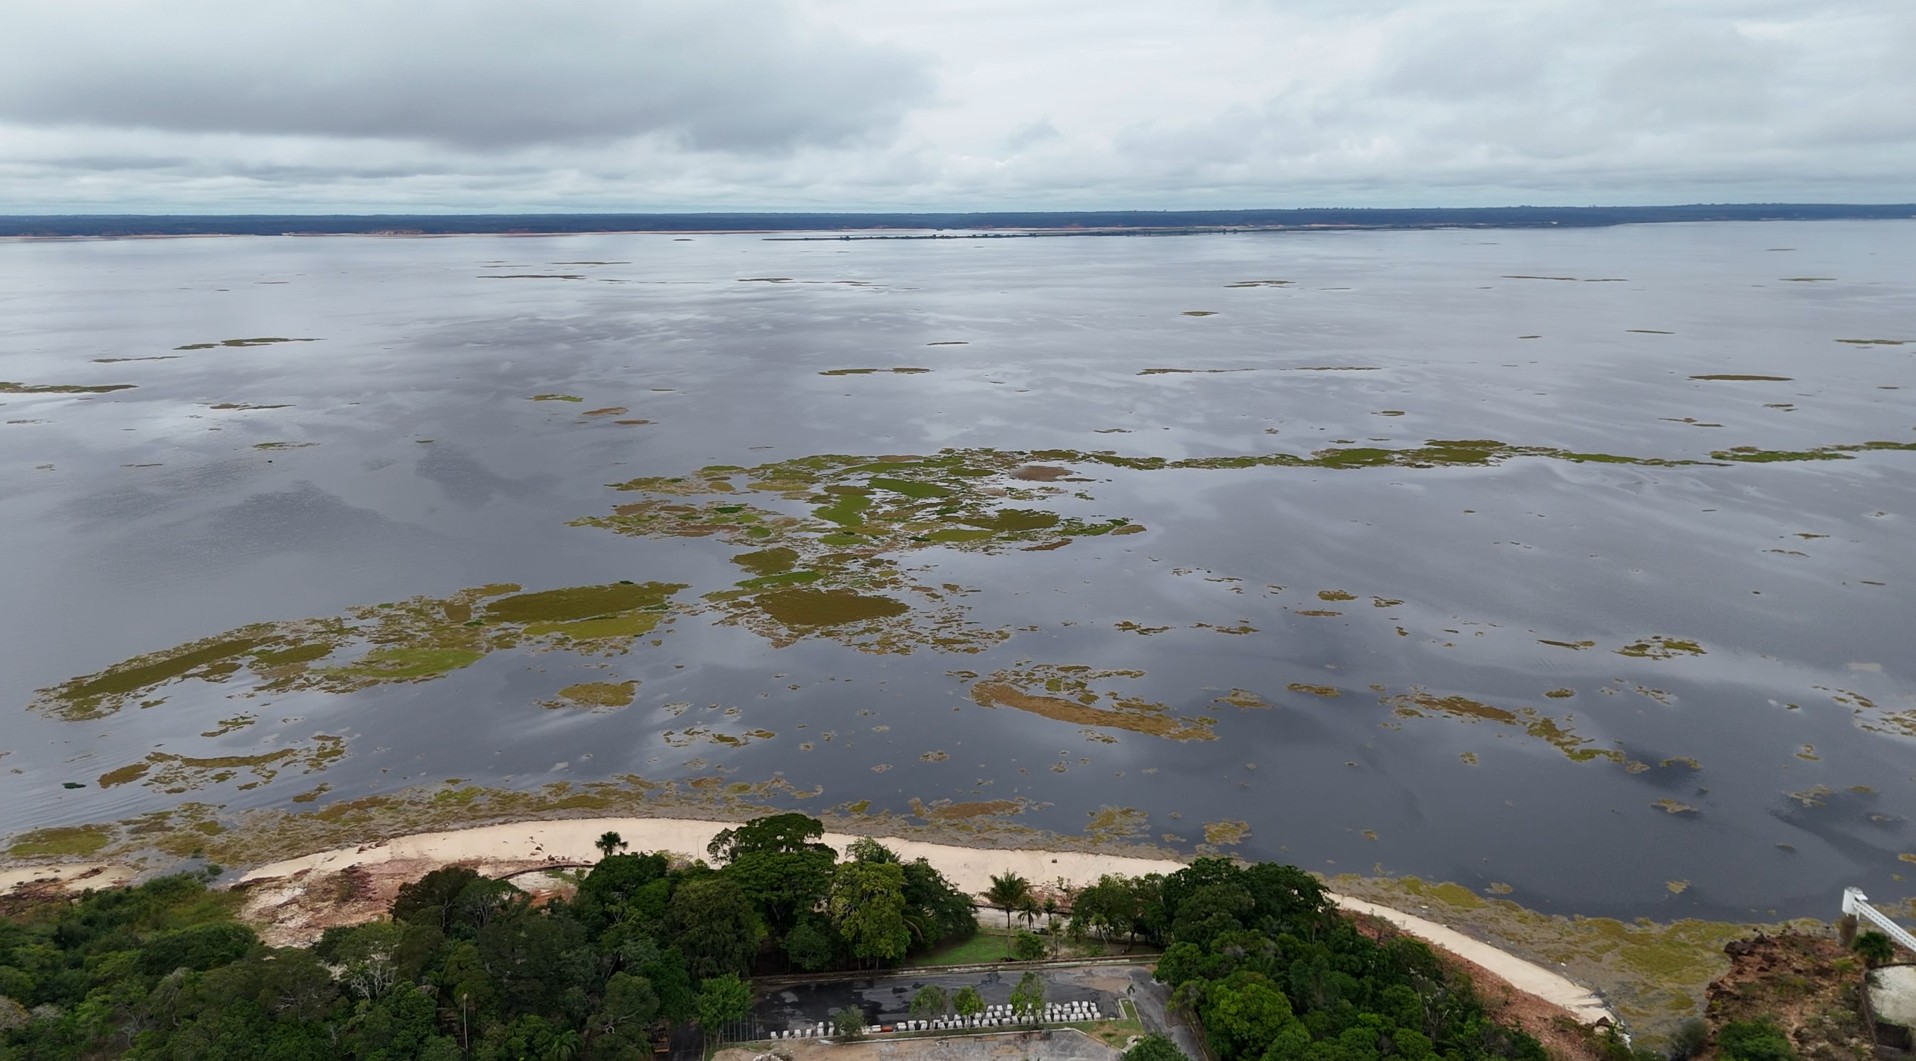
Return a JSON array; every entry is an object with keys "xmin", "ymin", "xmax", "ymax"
[{"xmin": 1, "ymin": 203, "xmax": 1911, "ymax": 238}]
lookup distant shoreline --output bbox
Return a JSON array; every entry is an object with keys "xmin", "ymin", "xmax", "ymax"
[{"xmin": 1, "ymin": 203, "xmax": 1910, "ymax": 239}]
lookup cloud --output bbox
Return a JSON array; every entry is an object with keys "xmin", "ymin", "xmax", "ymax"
[
  {"xmin": 0, "ymin": 0, "xmax": 1910, "ymax": 210},
  {"xmin": 0, "ymin": 0, "xmax": 931, "ymax": 152}
]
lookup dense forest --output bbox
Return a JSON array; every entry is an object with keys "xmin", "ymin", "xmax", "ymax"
[
  {"xmin": 0, "ymin": 814, "xmax": 1562, "ymax": 1061},
  {"xmin": 0, "ymin": 203, "xmax": 1909, "ymax": 238}
]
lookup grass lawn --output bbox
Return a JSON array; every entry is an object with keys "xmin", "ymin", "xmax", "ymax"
[
  {"xmin": 917, "ymin": 930, "xmax": 1018, "ymax": 966},
  {"xmin": 1071, "ymin": 999, "xmax": 1145, "ymax": 1049},
  {"xmin": 915, "ymin": 929, "xmax": 1162, "ymax": 968}
]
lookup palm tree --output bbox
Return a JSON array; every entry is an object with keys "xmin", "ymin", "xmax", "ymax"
[
  {"xmin": 985, "ymin": 872, "xmax": 1033, "ymax": 957},
  {"xmin": 595, "ymin": 831, "xmax": 627, "ymax": 860},
  {"xmin": 545, "ymin": 1027, "xmax": 583, "ymax": 1061},
  {"xmin": 1855, "ymin": 930, "xmax": 1898, "ymax": 968},
  {"xmin": 1016, "ymin": 895, "xmax": 1042, "ymax": 931}
]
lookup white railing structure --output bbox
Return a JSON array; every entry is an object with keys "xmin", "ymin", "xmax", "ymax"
[{"xmin": 1843, "ymin": 888, "xmax": 1916, "ymax": 956}]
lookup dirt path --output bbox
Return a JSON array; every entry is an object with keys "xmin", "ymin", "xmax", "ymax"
[{"xmin": 1330, "ymin": 893, "xmax": 1614, "ymax": 1023}]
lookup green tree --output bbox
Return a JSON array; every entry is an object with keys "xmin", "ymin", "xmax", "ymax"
[
  {"xmin": 1124, "ymin": 1033, "xmax": 1191, "ymax": 1061},
  {"xmin": 985, "ymin": 872, "xmax": 1034, "ymax": 956},
  {"xmin": 392, "ymin": 865, "xmax": 484, "ymax": 934},
  {"xmin": 665, "ymin": 876, "xmax": 764, "ymax": 980},
  {"xmin": 901, "ymin": 858, "xmax": 977, "ymax": 946},
  {"xmin": 1717, "ymin": 1018, "xmax": 1796, "ymax": 1061},
  {"xmin": 829, "ymin": 860, "xmax": 910, "ymax": 967},
  {"xmin": 595, "ymin": 831, "xmax": 628, "ymax": 860},
  {"xmin": 830, "ymin": 1005, "xmax": 867, "ymax": 1040},
  {"xmin": 320, "ymin": 920, "xmax": 404, "ymax": 1000},
  {"xmin": 783, "ymin": 916, "xmax": 837, "ymax": 972},
  {"xmin": 587, "ymin": 971, "xmax": 659, "ymax": 1047},
  {"xmin": 707, "ymin": 813, "xmax": 833, "ymax": 863},
  {"xmin": 846, "ymin": 837, "xmax": 900, "ymax": 864},
  {"xmin": 1009, "ymin": 970, "xmax": 1046, "ymax": 1025},
  {"xmin": 910, "ymin": 984, "xmax": 949, "ymax": 1021},
  {"xmin": 1853, "ymin": 930, "xmax": 1897, "ymax": 968},
  {"xmin": 953, "ymin": 985, "xmax": 985, "ymax": 1020},
  {"xmin": 1013, "ymin": 931, "xmax": 1046, "ymax": 961},
  {"xmin": 1073, "ymin": 875, "xmax": 1142, "ymax": 946},
  {"xmin": 724, "ymin": 846, "xmax": 836, "ymax": 936},
  {"xmin": 693, "ymin": 973, "xmax": 753, "ymax": 1051},
  {"xmin": 1199, "ymin": 971, "xmax": 1301, "ymax": 1061}
]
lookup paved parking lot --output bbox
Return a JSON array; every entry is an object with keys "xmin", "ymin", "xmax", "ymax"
[{"xmin": 725, "ymin": 963, "xmax": 1205, "ymax": 1061}]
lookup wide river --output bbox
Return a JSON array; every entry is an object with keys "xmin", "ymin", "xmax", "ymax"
[{"xmin": 1, "ymin": 221, "xmax": 1911, "ymax": 921}]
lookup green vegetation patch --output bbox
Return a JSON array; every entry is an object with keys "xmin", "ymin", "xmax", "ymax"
[
  {"xmin": 547, "ymin": 680, "xmax": 639, "ymax": 709},
  {"xmin": 485, "ymin": 581, "xmax": 683, "ymax": 624},
  {"xmin": 1386, "ymin": 687, "xmax": 1620, "ymax": 764},
  {"xmin": 752, "ymin": 588, "xmax": 908, "ymax": 627},
  {"xmin": 7, "ymin": 824, "xmax": 112, "ymax": 857},
  {"xmin": 731, "ymin": 547, "xmax": 799, "ymax": 576},
  {"xmin": 322, "ymin": 647, "xmax": 484, "ymax": 681},
  {"xmin": 175, "ymin": 337, "xmax": 318, "ymax": 349},
  {"xmin": 31, "ymin": 581, "xmax": 692, "ymax": 720},
  {"xmin": 969, "ymin": 662, "xmax": 1214, "ymax": 741},
  {"xmin": 0, "ymin": 380, "xmax": 136, "ymax": 394},
  {"xmin": 1617, "ymin": 636, "xmax": 1705, "ymax": 659}
]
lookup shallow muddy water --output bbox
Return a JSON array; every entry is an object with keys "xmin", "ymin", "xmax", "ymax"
[{"xmin": 1, "ymin": 222, "xmax": 1912, "ymax": 920}]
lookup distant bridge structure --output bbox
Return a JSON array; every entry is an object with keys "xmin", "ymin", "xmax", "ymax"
[{"xmin": 1843, "ymin": 888, "xmax": 1916, "ymax": 956}]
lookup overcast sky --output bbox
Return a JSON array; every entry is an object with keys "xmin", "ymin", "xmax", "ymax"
[{"xmin": 1, "ymin": 0, "xmax": 1911, "ymax": 213}]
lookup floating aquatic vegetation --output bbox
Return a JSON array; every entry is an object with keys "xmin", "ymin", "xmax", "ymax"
[
  {"xmin": 908, "ymin": 798, "xmax": 1026, "ymax": 821},
  {"xmin": 530, "ymin": 393, "xmax": 583, "ymax": 402},
  {"xmin": 968, "ymin": 663, "xmax": 1216, "ymax": 741},
  {"xmin": 1688, "ymin": 374, "xmax": 1793, "ymax": 382},
  {"xmin": 1385, "ymin": 687, "xmax": 1620, "ymax": 763},
  {"xmin": 1224, "ymin": 279, "xmax": 1292, "ymax": 287},
  {"xmin": 1, "ymin": 380, "xmax": 135, "ymax": 394},
  {"xmin": 544, "ymin": 680, "xmax": 639, "ymax": 710},
  {"xmin": 101, "ymin": 735, "xmax": 347, "ymax": 794},
  {"xmin": 1136, "ymin": 367, "xmax": 1266, "ymax": 376},
  {"xmin": 818, "ymin": 367, "xmax": 932, "ymax": 375},
  {"xmin": 1835, "ymin": 338, "xmax": 1910, "ymax": 345},
  {"xmin": 252, "ymin": 441, "xmax": 317, "ymax": 450},
  {"xmin": 1216, "ymin": 689, "xmax": 1271, "ymax": 708},
  {"xmin": 174, "ymin": 337, "xmax": 318, "ymax": 350},
  {"xmin": 1713, "ymin": 441, "xmax": 1916, "ymax": 462},
  {"xmin": 1616, "ymin": 636, "xmax": 1705, "ymax": 660},
  {"xmin": 1203, "ymin": 820, "xmax": 1250, "ymax": 844},
  {"xmin": 1286, "ymin": 683, "xmax": 1339, "ymax": 698},
  {"xmin": 30, "ymin": 580, "xmax": 689, "ymax": 720},
  {"xmin": 1085, "ymin": 806, "xmax": 1150, "ymax": 840},
  {"xmin": 208, "ymin": 403, "xmax": 293, "ymax": 410},
  {"xmin": 1652, "ymin": 799, "xmax": 1698, "ymax": 815}
]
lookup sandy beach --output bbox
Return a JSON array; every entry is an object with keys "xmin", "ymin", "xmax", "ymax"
[
  {"xmin": 234, "ymin": 815, "xmax": 1615, "ymax": 1024},
  {"xmin": 0, "ymin": 861, "xmax": 136, "ymax": 893}
]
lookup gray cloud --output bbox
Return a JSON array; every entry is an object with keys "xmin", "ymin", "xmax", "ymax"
[
  {"xmin": 0, "ymin": 0, "xmax": 1910, "ymax": 211},
  {"xmin": 0, "ymin": 0, "xmax": 931, "ymax": 152}
]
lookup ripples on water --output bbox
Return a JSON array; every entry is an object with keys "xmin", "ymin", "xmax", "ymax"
[{"xmin": 1, "ymin": 221, "xmax": 1911, "ymax": 919}]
